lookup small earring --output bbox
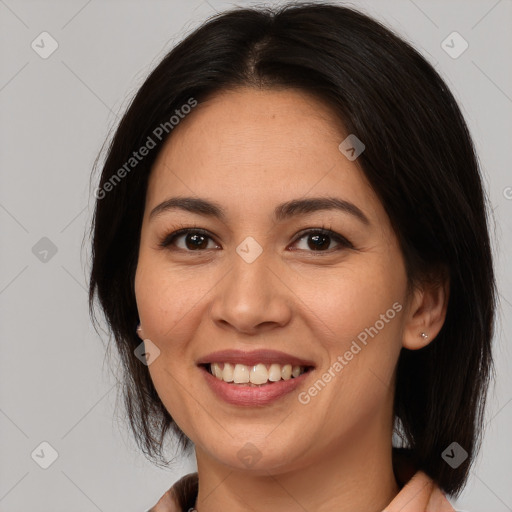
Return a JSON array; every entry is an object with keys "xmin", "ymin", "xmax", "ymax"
[
  {"xmin": 420, "ymin": 332, "xmax": 428, "ymax": 340},
  {"xmin": 136, "ymin": 323, "xmax": 142, "ymax": 333}
]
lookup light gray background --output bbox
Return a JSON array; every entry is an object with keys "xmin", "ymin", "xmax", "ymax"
[{"xmin": 0, "ymin": 0, "xmax": 511, "ymax": 511}]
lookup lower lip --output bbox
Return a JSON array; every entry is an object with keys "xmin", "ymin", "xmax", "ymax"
[{"xmin": 200, "ymin": 366, "xmax": 312, "ymax": 406}]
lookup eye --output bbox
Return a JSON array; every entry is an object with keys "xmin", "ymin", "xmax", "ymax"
[
  {"xmin": 158, "ymin": 225, "xmax": 354, "ymax": 253},
  {"xmin": 290, "ymin": 227, "xmax": 354, "ymax": 253},
  {"xmin": 159, "ymin": 226, "xmax": 220, "ymax": 251}
]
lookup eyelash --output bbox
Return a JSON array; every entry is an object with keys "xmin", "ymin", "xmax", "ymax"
[{"xmin": 158, "ymin": 223, "xmax": 355, "ymax": 254}]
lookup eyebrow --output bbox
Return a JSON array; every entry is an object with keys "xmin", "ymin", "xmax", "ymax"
[{"xmin": 149, "ymin": 196, "xmax": 370, "ymax": 225}]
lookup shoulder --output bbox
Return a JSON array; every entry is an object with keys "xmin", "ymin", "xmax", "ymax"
[
  {"xmin": 146, "ymin": 472, "xmax": 199, "ymax": 512},
  {"xmin": 145, "ymin": 488, "xmax": 179, "ymax": 512},
  {"xmin": 385, "ymin": 470, "xmax": 455, "ymax": 511}
]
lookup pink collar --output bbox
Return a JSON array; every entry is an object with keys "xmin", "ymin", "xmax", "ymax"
[
  {"xmin": 148, "ymin": 470, "xmax": 455, "ymax": 511},
  {"xmin": 384, "ymin": 470, "xmax": 455, "ymax": 511}
]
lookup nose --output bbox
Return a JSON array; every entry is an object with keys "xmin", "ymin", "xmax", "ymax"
[{"xmin": 209, "ymin": 248, "xmax": 292, "ymax": 335}]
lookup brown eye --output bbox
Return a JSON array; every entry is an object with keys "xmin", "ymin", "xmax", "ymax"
[
  {"xmin": 291, "ymin": 229, "xmax": 354, "ymax": 252},
  {"xmin": 159, "ymin": 229, "xmax": 219, "ymax": 251},
  {"xmin": 159, "ymin": 227, "xmax": 353, "ymax": 254}
]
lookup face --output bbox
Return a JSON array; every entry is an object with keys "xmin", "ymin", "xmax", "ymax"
[{"xmin": 134, "ymin": 87, "xmax": 410, "ymax": 474}]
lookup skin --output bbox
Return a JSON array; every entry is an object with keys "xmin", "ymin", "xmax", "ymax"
[{"xmin": 135, "ymin": 87, "xmax": 449, "ymax": 512}]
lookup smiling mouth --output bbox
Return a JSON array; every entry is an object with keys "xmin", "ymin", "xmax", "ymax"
[{"xmin": 202, "ymin": 362, "xmax": 314, "ymax": 386}]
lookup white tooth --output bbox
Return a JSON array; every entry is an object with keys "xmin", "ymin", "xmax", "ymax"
[
  {"xmin": 211, "ymin": 363, "xmax": 223, "ymax": 380},
  {"xmin": 223, "ymin": 363, "xmax": 234, "ymax": 382},
  {"xmin": 233, "ymin": 364, "xmax": 250, "ymax": 383},
  {"xmin": 292, "ymin": 365, "xmax": 301, "ymax": 378},
  {"xmin": 281, "ymin": 364, "xmax": 292, "ymax": 380},
  {"xmin": 250, "ymin": 363, "xmax": 269, "ymax": 385},
  {"xmin": 268, "ymin": 363, "xmax": 282, "ymax": 382}
]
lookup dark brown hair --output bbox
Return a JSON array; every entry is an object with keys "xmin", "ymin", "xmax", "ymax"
[{"xmin": 88, "ymin": 2, "xmax": 496, "ymax": 496}]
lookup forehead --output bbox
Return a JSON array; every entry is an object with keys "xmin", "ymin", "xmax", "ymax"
[{"xmin": 145, "ymin": 87, "xmax": 382, "ymax": 224}]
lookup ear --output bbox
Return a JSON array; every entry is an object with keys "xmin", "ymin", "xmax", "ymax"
[
  {"xmin": 402, "ymin": 274, "xmax": 450, "ymax": 350},
  {"xmin": 136, "ymin": 322, "xmax": 144, "ymax": 340}
]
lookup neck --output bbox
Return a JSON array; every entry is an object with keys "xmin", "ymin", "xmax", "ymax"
[{"xmin": 194, "ymin": 422, "xmax": 400, "ymax": 512}]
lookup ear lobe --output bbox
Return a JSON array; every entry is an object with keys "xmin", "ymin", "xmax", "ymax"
[
  {"xmin": 402, "ymin": 277, "xmax": 450, "ymax": 350},
  {"xmin": 136, "ymin": 323, "xmax": 144, "ymax": 340}
]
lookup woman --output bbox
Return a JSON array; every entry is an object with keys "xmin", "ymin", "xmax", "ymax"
[{"xmin": 88, "ymin": 3, "xmax": 496, "ymax": 511}]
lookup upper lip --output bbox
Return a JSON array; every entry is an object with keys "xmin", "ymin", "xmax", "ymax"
[{"xmin": 196, "ymin": 349, "xmax": 316, "ymax": 368}]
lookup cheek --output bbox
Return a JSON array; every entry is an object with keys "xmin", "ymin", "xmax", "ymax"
[
  {"xmin": 294, "ymin": 253, "xmax": 405, "ymax": 412},
  {"xmin": 134, "ymin": 260, "xmax": 203, "ymax": 438},
  {"xmin": 294, "ymin": 256, "xmax": 405, "ymax": 348},
  {"xmin": 135, "ymin": 253, "xmax": 211, "ymax": 342},
  {"xmin": 134, "ymin": 255, "xmax": 216, "ymax": 430}
]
